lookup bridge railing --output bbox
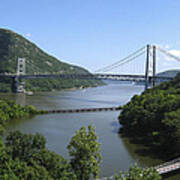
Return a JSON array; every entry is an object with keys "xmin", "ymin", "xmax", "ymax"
[
  {"xmin": 0, "ymin": 73, "xmax": 173, "ymax": 80},
  {"xmin": 154, "ymin": 157, "xmax": 180, "ymax": 170}
]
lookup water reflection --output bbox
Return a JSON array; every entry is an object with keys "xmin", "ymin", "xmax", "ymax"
[
  {"xmin": 15, "ymin": 93, "xmax": 26, "ymax": 106},
  {"xmin": 110, "ymin": 121, "xmax": 121, "ymax": 134},
  {"xmin": 120, "ymin": 136, "xmax": 163, "ymax": 167}
]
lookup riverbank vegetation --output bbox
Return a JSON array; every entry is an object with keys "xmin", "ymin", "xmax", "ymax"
[
  {"xmin": 0, "ymin": 99, "xmax": 102, "ymax": 179},
  {"xmin": 0, "ymin": 98, "xmax": 38, "ymax": 135},
  {"xmin": 0, "ymin": 98, "xmax": 162, "ymax": 179},
  {"xmin": 119, "ymin": 73, "xmax": 180, "ymax": 160},
  {"xmin": 0, "ymin": 125, "xmax": 102, "ymax": 179},
  {"xmin": 114, "ymin": 164, "xmax": 161, "ymax": 180},
  {"xmin": 0, "ymin": 127, "xmax": 161, "ymax": 180}
]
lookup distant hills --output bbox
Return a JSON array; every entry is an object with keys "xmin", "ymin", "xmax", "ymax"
[
  {"xmin": 157, "ymin": 70, "xmax": 180, "ymax": 78},
  {"xmin": 0, "ymin": 29, "xmax": 102, "ymax": 92}
]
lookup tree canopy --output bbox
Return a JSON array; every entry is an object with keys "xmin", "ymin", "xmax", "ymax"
[
  {"xmin": 119, "ymin": 73, "xmax": 180, "ymax": 158},
  {"xmin": 114, "ymin": 164, "xmax": 161, "ymax": 180},
  {"xmin": 67, "ymin": 125, "xmax": 102, "ymax": 180},
  {"xmin": 0, "ymin": 94, "xmax": 164, "ymax": 179}
]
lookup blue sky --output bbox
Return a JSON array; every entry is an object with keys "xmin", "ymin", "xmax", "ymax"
[{"xmin": 1, "ymin": 0, "xmax": 180, "ymax": 73}]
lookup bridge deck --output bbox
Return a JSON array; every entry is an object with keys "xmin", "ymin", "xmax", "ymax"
[
  {"xmin": 155, "ymin": 158, "xmax": 180, "ymax": 175},
  {"xmin": 98, "ymin": 158, "xmax": 180, "ymax": 179},
  {"xmin": 0, "ymin": 73, "xmax": 173, "ymax": 81},
  {"xmin": 156, "ymin": 162, "xmax": 180, "ymax": 174}
]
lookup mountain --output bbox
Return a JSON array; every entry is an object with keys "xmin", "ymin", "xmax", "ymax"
[
  {"xmin": 0, "ymin": 28, "xmax": 103, "ymax": 92},
  {"xmin": 157, "ymin": 69, "xmax": 180, "ymax": 78}
]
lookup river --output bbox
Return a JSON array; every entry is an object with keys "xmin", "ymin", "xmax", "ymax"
[{"xmin": 2, "ymin": 82, "xmax": 180, "ymax": 179}]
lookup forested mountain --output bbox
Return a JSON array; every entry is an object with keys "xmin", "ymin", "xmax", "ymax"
[
  {"xmin": 0, "ymin": 28, "xmax": 102, "ymax": 92},
  {"xmin": 119, "ymin": 73, "xmax": 180, "ymax": 159}
]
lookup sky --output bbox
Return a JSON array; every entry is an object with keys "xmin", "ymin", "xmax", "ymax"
[{"xmin": 1, "ymin": 0, "xmax": 180, "ymax": 74}]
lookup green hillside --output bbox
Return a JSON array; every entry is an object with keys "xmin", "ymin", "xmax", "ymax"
[
  {"xmin": 157, "ymin": 69, "xmax": 180, "ymax": 78},
  {"xmin": 119, "ymin": 73, "xmax": 180, "ymax": 159},
  {"xmin": 0, "ymin": 28, "xmax": 103, "ymax": 92}
]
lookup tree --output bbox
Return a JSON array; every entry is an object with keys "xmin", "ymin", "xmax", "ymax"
[
  {"xmin": 6, "ymin": 131, "xmax": 46, "ymax": 161},
  {"xmin": 5, "ymin": 131, "xmax": 76, "ymax": 180},
  {"xmin": 118, "ymin": 82, "xmax": 180, "ymax": 158},
  {"xmin": 114, "ymin": 164, "xmax": 162, "ymax": 180},
  {"xmin": 31, "ymin": 149, "xmax": 77, "ymax": 180},
  {"xmin": 67, "ymin": 125, "xmax": 102, "ymax": 180}
]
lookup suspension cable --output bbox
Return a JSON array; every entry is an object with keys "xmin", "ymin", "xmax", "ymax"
[
  {"xmin": 157, "ymin": 46, "xmax": 180, "ymax": 62},
  {"xmin": 95, "ymin": 46, "xmax": 146, "ymax": 72},
  {"xmin": 102, "ymin": 50, "xmax": 146, "ymax": 72}
]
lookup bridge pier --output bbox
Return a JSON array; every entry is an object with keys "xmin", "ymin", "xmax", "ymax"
[
  {"xmin": 13, "ymin": 58, "xmax": 26, "ymax": 93},
  {"xmin": 12, "ymin": 76, "xmax": 25, "ymax": 93}
]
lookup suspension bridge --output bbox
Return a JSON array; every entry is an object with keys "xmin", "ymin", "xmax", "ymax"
[
  {"xmin": 0, "ymin": 44, "xmax": 179, "ymax": 93},
  {"xmin": 1, "ymin": 44, "xmax": 180, "ymax": 176}
]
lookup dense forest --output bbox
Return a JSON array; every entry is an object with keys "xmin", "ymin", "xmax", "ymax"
[
  {"xmin": 119, "ymin": 73, "xmax": 180, "ymax": 159},
  {"xmin": 0, "ymin": 28, "xmax": 103, "ymax": 92},
  {"xmin": 0, "ymin": 98, "xmax": 161, "ymax": 179}
]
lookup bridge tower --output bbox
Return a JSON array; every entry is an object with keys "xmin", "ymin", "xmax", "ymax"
[
  {"xmin": 145, "ymin": 44, "xmax": 150, "ymax": 90},
  {"xmin": 145, "ymin": 44, "xmax": 157, "ymax": 90},
  {"xmin": 152, "ymin": 45, "xmax": 156, "ymax": 87},
  {"xmin": 14, "ymin": 58, "xmax": 26, "ymax": 93}
]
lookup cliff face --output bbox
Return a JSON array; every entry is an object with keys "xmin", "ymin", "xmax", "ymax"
[{"xmin": 0, "ymin": 29, "xmax": 102, "ymax": 92}]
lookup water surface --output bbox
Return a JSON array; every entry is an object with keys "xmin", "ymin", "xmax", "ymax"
[{"xmin": 2, "ymin": 83, "xmax": 180, "ymax": 178}]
